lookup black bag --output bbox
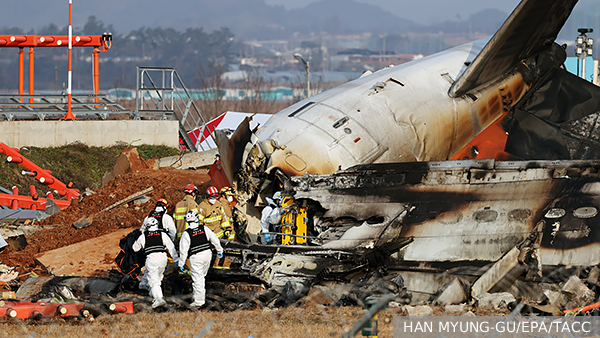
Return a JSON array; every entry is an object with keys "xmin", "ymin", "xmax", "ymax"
[{"xmin": 114, "ymin": 229, "xmax": 145, "ymax": 280}]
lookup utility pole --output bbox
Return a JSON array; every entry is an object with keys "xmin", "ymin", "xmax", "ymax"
[{"xmin": 294, "ymin": 53, "xmax": 310, "ymax": 98}]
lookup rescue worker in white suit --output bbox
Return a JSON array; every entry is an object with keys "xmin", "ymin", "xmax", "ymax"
[
  {"xmin": 140, "ymin": 199, "xmax": 176, "ymax": 240},
  {"xmin": 132, "ymin": 217, "xmax": 179, "ymax": 309},
  {"xmin": 139, "ymin": 199, "xmax": 177, "ymax": 291},
  {"xmin": 178, "ymin": 210, "xmax": 223, "ymax": 308},
  {"xmin": 260, "ymin": 191, "xmax": 283, "ymax": 244}
]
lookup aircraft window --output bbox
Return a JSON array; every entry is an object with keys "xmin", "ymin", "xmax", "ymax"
[
  {"xmin": 332, "ymin": 116, "xmax": 349, "ymax": 129},
  {"xmin": 545, "ymin": 208, "xmax": 566, "ymax": 218},
  {"xmin": 437, "ymin": 211, "xmax": 463, "ymax": 224},
  {"xmin": 466, "ymin": 93, "xmax": 478, "ymax": 101},
  {"xmin": 574, "ymin": 207, "xmax": 597, "ymax": 219},
  {"xmin": 387, "ymin": 78, "xmax": 404, "ymax": 86},
  {"xmin": 304, "ymin": 262, "xmax": 317, "ymax": 270},
  {"xmin": 508, "ymin": 209, "xmax": 532, "ymax": 222},
  {"xmin": 288, "ymin": 101, "xmax": 315, "ymax": 117},
  {"xmin": 474, "ymin": 210, "xmax": 498, "ymax": 223},
  {"xmin": 366, "ymin": 216, "xmax": 385, "ymax": 224}
]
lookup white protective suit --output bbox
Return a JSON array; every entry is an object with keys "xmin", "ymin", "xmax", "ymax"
[
  {"xmin": 138, "ymin": 205, "xmax": 177, "ymax": 291},
  {"xmin": 132, "ymin": 223, "xmax": 179, "ymax": 308},
  {"xmin": 178, "ymin": 219, "xmax": 223, "ymax": 307},
  {"xmin": 140, "ymin": 212, "xmax": 177, "ymax": 241},
  {"xmin": 260, "ymin": 196, "xmax": 282, "ymax": 244}
]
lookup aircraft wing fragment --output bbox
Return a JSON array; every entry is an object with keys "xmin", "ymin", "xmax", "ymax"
[
  {"xmin": 215, "ymin": 116, "xmax": 253, "ymax": 185},
  {"xmin": 449, "ymin": 0, "xmax": 578, "ymax": 98}
]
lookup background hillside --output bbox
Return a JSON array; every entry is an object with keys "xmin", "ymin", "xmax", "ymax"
[
  {"xmin": 3, "ymin": 0, "xmax": 510, "ymax": 38},
  {"xmin": 0, "ymin": 0, "xmax": 596, "ymax": 100}
]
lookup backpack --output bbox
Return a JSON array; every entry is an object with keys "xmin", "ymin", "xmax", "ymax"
[{"xmin": 114, "ymin": 229, "xmax": 146, "ymax": 280}]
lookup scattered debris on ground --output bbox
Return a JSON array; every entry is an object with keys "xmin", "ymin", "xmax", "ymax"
[
  {"xmin": 1, "ymin": 146, "xmax": 599, "ymax": 322},
  {"xmin": 0, "ymin": 147, "xmax": 211, "ymax": 279}
]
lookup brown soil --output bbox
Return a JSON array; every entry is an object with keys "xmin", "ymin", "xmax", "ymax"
[{"xmin": 0, "ymin": 166, "xmax": 211, "ymax": 277}]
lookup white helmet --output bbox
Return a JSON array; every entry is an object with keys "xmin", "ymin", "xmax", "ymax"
[
  {"xmin": 186, "ymin": 210, "xmax": 199, "ymax": 224},
  {"xmin": 146, "ymin": 217, "xmax": 159, "ymax": 231},
  {"xmin": 272, "ymin": 191, "xmax": 282, "ymax": 201}
]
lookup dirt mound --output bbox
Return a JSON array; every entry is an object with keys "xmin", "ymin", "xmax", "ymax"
[{"xmin": 0, "ymin": 165, "xmax": 211, "ymax": 275}]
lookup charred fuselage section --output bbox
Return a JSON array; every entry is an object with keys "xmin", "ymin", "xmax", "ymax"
[
  {"xmin": 213, "ymin": 159, "xmax": 600, "ymax": 295},
  {"xmin": 292, "ymin": 159, "xmax": 600, "ymax": 266}
]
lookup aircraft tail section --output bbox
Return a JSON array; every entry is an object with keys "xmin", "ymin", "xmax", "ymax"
[{"xmin": 449, "ymin": 0, "xmax": 578, "ymax": 98}]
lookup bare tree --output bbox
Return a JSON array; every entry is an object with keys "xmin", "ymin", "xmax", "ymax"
[
  {"xmin": 196, "ymin": 61, "xmax": 227, "ymax": 121},
  {"xmin": 234, "ymin": 67, "xmax": 277, "ymax": 114},
  {"xmin": 290, "ymin": 71, "xmax": 324, "ymax": 103}
]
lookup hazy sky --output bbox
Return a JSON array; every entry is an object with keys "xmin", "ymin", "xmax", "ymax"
[{"xmin": 265, "ymin": 0, "xmax": 522, "ymax": 25}]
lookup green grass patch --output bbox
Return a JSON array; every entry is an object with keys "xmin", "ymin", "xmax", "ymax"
[
  {"xmin": 0, "ymin": 143, "xmax": 180, "ymax": 195},
  {"xmin": 137, "ymin": 145, "xmax": 181, "ymax": 160}
]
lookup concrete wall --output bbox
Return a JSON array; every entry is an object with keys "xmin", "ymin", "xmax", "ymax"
[{"xmin": 0, "ymin": 120, "xmax": 179, "ymax": 148}]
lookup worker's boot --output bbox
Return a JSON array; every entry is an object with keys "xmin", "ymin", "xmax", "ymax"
[{"xmin": 152, "ymin": 298, "xmax": 166, "ymax": 309}]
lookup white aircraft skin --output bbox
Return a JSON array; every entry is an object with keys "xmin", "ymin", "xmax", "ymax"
[{"xmin": 250, "ymin": 37, "xmax": 530, "ymax": 178}]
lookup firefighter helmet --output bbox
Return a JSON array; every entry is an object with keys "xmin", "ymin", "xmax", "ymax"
[
  {"xmin": 220, "ymin": 186, "xmax": 234, "ymax": 196},
  {"xmin": 184, "ymin": 184, "xmax": 198, "ymax": 194},
  {"xmin": 156, "ymin": 198, "xmax": 169, "ymax": 208},
  {"xmin": 206, "ymin": 186, "xmax": 219, "ymax": 198}
]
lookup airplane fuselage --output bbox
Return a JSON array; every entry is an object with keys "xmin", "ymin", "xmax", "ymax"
[{"xmin": 247, "ymin": 37, "xmax": 538, "ymax": 180}]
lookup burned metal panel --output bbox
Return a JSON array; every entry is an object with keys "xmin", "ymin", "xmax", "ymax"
[
  {"xmin": 321, "ymin": 219, "xmax": 395, "ymax": 250},
  {"xmin": 504, "ymin": 68, "xmax": 600, "ymax": 160},
  {"xmin": 291, "ymin": 160, "xmax": 600, "ymax": 265},
  {"xmin": 395, "ymin": 174, "xmax": 554, "ymax": 263},
  {"xmin": 210, "ymin": 240, "xmax": 374, "ymax": 287},
  {"xmin": 251, "ymin": 254, "xmax": 333, "ymax": 287},
  {"xmin": 398, "ymin": 199, "xmax": 538, "ymax": 262},
  {"xmin": 215, "ymin": 117, "xmax": 253, "ymax": 185},
  {"xmin": 469, "ymin": 167, "xmax": 553, "ymax": 184},
  {"xmin": 536, "ymin": 180, "xmax": 600, "ymax": 265}
]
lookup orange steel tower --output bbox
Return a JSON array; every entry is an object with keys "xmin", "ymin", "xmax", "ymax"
[{"xmin": 0, "ymin": 33, "xmax": 112, "ymax": 118}]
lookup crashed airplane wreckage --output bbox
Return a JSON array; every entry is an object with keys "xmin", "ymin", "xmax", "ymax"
[
  {"xmin": 216, "ymin": 158, "xmax": 600, "ymax": 304},
  {"xmin": 206, "ymin": 0, "xmax": 600, "ymax": 305}
]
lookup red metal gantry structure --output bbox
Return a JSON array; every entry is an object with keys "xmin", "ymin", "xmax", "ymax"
[
  {"xmin": 0, "ymin": 33, "xmax": 112, "ymax": 118},
  {"xmin": 0, "ymin": 142, "xmax": 79, "ymax": 211}
]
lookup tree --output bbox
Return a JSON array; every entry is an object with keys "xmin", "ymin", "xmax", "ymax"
[
  {"xmin": 235, "ymin": 67, "xmax": 277, "ymax": 114},
  {"xmin": 83, "ymin": 16, "xmax": 115, "ymax": 35},
  {"xmin": 196, "ymin": 61, "xmax": 228, "ymax": 121}
]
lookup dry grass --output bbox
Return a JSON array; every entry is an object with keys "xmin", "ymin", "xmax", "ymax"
[
  {"xmin": 0, "ymin": 304, "xmax": 406, "ymax": 338},
  {"xmin": 0, "ymin": 303, "xmax": 514, "ymax": 337}
]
